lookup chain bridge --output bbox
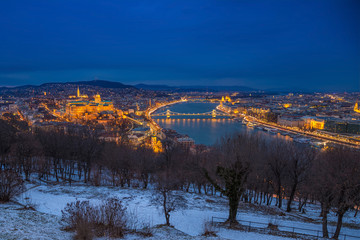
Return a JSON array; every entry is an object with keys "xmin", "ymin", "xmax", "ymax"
[{"xmin": 151, "ymin": 109, "xmax": 230, "ymax": 118}]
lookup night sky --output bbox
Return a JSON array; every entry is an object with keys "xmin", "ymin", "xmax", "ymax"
[{"xmin": 0, "ymin": 0, "xmax": 359, "ymax": 91}]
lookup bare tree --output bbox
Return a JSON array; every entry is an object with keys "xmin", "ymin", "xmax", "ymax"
[
  {"xmin": 36, "ymin": 130, "xmax": 68, "ymax": 182},
  {"xmin": 311, "ymin": 151, "xmax": 335, "ymax": 238},
  {"xmin": 152, "ymin": 139, "xmax": 186, "ymax": 226},
  {"xmin": 12, "ymin": 133, "xmax": 42, "ymax": 181},
  {"xmin": 133, "ymin": 146, "xmax": 155, "ymax": 189},
  {"xmin": 0, "ymin": 119, "xmax": 17, "ymax": 167},
  {"xmin": 0, "ymin": 169, "xmax": 24, "ymax": 202},
  {"xmin": 286, "ymin": 144, "xmax": 315, "ymax": 212},
  {"xmin": 329, "ymin": 148, "xmax": 360, "ymax": 239},
  {"xmin": 204, "ymin": 133, "xmax": 260, "ymax": 226},
  {"xmin": 152, "ymin": 171, "xmax": 186, "ymax": 226},
  {"xmin": 311, "ymin": 147, "xmax": 360, "ymax": 239},
  {"xmin": 266, "ymin": 140, "xmax": 289, "ymax": 209},
  {"xmin": 77, "ymin": 135, "xmax": 103, "ymax": 183}
]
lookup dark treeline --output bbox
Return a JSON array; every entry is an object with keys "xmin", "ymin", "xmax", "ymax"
[{"xmin": 0, "ymin": 118, "xmax": 359, "ymax": 238}]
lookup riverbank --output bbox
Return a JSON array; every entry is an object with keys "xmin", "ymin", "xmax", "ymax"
[
  {"xmin": 146, "ymin": 98, "xmax": 187, "ymax": 137},
  {"xmin": 216, "ymin": 105, "xmax": 360, "ymax": 149}
]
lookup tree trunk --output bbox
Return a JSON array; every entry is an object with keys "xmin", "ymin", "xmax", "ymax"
[
  {"xmin": 142, "ymin": 173, "xmax": 148, "ymax": 189},
  {"xmin": 277, "ymin": 182, "xmax": 283, "ymax": 209},
  {"xmin": 83, "ymin": 168, "xmax": 87, "ymax": 183},
  {"xmin": 286, "ymin": 181, "xmax": 298, "ymax": 212},
  {"xmin": 321, "ymin": 203, "xmax": 329, "ymax": 238},
  {"xmin": 87, "ymin": 167, "xmax": 91, "ymax": 183},
  {"xmin": 298, "ymin": 195, "xmax": 307, "ymax": 213},
  {"xmin": 227, "ymin": 196, "xmax": 239, "ymax": 226},
  {"xmin": 53, "ymin": 159, "xmax": 59, "ymax": 182},
  {"xmin": 333, "ymin": 210, "xmax": 345, "ymax": 239},
  {"xmin": 162, "ymin": 191, "xmax": 170, "ymax": 226},
  {"xmin": 165, "ymin": 212, "xmax": 170, "ymax": 226}
]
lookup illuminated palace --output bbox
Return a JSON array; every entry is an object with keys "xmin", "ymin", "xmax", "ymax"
[
  {"xmin": 355, "ymin": 101, "xmax": 360, "ymax": 114},
  {"xmin": 66, "ymin": 87, "xmax": 116, "ymax": 120}
]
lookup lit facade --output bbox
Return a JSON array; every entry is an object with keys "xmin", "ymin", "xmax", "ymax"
[
  {"xmin": 66, "ymin": 88, "xmax": 115, "ymax": 120},
  {"xmin": 354, "ymin": 102, "xmax": 360, "ymax": 113},
  {"xmin": 302, "ymin": 117, "xmax": 325, "ymax": 130}
]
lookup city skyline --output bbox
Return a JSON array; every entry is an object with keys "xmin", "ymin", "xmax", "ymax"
[
  {"xmin": 0, "ymin": 0, "xmax": 359, "ymax": 91},
  {"xmin": 1, "ymin": 2, "xmax": 360, "ymax": 239}
]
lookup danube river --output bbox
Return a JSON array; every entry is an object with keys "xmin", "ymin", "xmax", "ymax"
[{"xmin": 153, "ymin": 102, "xmax": 290, "ymax": 145}]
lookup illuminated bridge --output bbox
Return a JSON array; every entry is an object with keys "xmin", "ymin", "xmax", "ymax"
[{"xmin": 151, "ymin": 109, "xmax": 231, "ymax": 118}]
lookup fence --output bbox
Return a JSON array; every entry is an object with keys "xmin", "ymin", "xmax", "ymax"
[{"xmin": 211, "ymin": 216, "xmax": 360, "ymax": 240}]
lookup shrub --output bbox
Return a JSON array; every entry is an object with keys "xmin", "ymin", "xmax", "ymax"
[
  {"xmin": 61, "ymin": 200, "xmax": 93, "ymax": 230},
  {"xmin": 74, "ymin": 219, "xmax": 94, "ymax": 240},
  {"xmin": 0, "ymin": 169, "xmax": 24, "ymax": 202},
  {"xmin": 62, "ymin": 198, "xmax": 128, "ymax": 238},
  {"xmin": 96, "ymin": 198, "xmax": 127, "ymax": 237}
]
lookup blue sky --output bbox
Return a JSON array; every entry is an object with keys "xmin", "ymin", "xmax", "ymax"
[{"xmin": 0, "ymin": 0, "xmax": 359, "ymax": 91}]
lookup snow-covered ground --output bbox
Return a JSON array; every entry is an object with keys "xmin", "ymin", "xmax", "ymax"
[
  {"xmin": 2, "ymin": 182, "xmax": 359, "ymax": 240},
  {"xmin": 0, "ymin": 202, "xmax": 71, "ymax": 240}
]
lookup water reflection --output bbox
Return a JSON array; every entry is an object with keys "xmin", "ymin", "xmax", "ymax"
[{"xmin": 153, "ymin": 103, "xmax": 291, "ymax": 145}]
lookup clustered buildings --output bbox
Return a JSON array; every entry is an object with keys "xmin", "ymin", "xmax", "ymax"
[
  {"xmin": 226, "ymin": 93, "xmax": 360, "ymax": 136},
  {"xmin": 1, "ymin": 84, "xmax": 360, "ymax": 149}
]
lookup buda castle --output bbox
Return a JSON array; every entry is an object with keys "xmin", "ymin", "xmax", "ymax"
[{"xmin": 66, "ymin": 87, "xmax": 116, "ymax": 120}]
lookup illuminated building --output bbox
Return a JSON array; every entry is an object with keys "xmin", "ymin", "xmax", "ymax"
[
  {"xmin": 310, "ymin": 119, "xmax": 325, "ymax": 129},
  {"xmin": 225, "ymin": 96, "xmax": 232, "ymax": 102},
  {"xmin": 354, "ymin": 102, "xmax": 360, "ymax": 113},
  {"xmin": 66, "ymin": 88, "xmax": 116, "ymax": 120},
  {"xmin": 221, "ymin": 96, "xmax": 232, "ymax": 103},
  {"xmin": 69, "ymin": 87, "xmax": 88, "ymax": 99},
  {"xmin": 283, "ymin": 103, "xmax": 292, "ymax": 108},
  {"xmin": 151, "ymin": 136, "xmax": 162, "ymax": 153},
  {"xmin": 248, "ymin": 107, "xmax": 270, "ymax": 115},
  {"xmin": 302, "ymin": 117, "xmax": 325, "ymax": 130}
]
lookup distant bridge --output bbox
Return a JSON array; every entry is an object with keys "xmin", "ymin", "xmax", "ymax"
[{"xmin": 151, "ymin": 109, "xmax": 231, "ymax": 118}]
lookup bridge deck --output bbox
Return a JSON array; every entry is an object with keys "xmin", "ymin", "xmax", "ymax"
[{"xmin": 152, "ymin": 109, "xmax": 230, "ymax": 117}]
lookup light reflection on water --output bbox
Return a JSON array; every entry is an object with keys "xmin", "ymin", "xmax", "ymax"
[{"xmin": 153, "ymin": 102, "xmax": 290, "ymax": 146}]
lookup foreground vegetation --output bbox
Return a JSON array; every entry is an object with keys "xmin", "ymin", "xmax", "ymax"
[{"xmin": 0, "ymin": 118, "xmax": 359, "ymax": 239}]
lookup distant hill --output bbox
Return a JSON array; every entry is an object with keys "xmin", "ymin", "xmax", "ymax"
[
  {"xmin": 264, "ymin": 87, "xmax": 313, "ymax": 93},
  {"xmin": 192, "ymin": 85, "xmax": 257, "ymax": 92},
  {"xmin": 41, "ymin": 80, "xmax": 135, "ymax": 89},
  {"xmin": 135, "ymin": 84, "xmax": 257, "ymax": 92},
  {"xmin": 134, "ymin": 84, "xmax": 179, "ymax": 91},
  {"xmin": 1, "ymin": 80, "xmax": 257, "ymax": 92}
]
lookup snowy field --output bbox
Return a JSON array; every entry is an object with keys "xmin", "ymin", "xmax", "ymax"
[{"xmin": 1, "ymin": 182, "xmax": 359, "ymax": 240}]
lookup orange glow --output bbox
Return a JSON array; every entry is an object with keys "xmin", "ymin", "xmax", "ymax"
[
  {"xmin": 311, "ymin": 119, "xmax": 325, "ymax": 130},
  {"xmin": 66, "ymin": 88, "xmax": 116, "ymax": 121},
  {"xmin": 283, "ymin": 103, "xmax": 291, "ymax": 108},
  {"xmin": 355, "ymin": 102, "xmax": 360, "ymax": 113}
]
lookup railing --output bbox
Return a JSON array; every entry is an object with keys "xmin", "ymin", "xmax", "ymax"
[{"xmin": 211, "ymin": 216, "xmax": 360, "ymax": 240}]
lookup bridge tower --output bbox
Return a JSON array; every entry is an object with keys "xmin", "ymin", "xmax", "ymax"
[
  {"xmin": 212, "ymin": 109, "xmax": 216, "ymax": 118},
  {"xmin": 166, "ymin": 109, "xmax": 171, "ymax": 118}
]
